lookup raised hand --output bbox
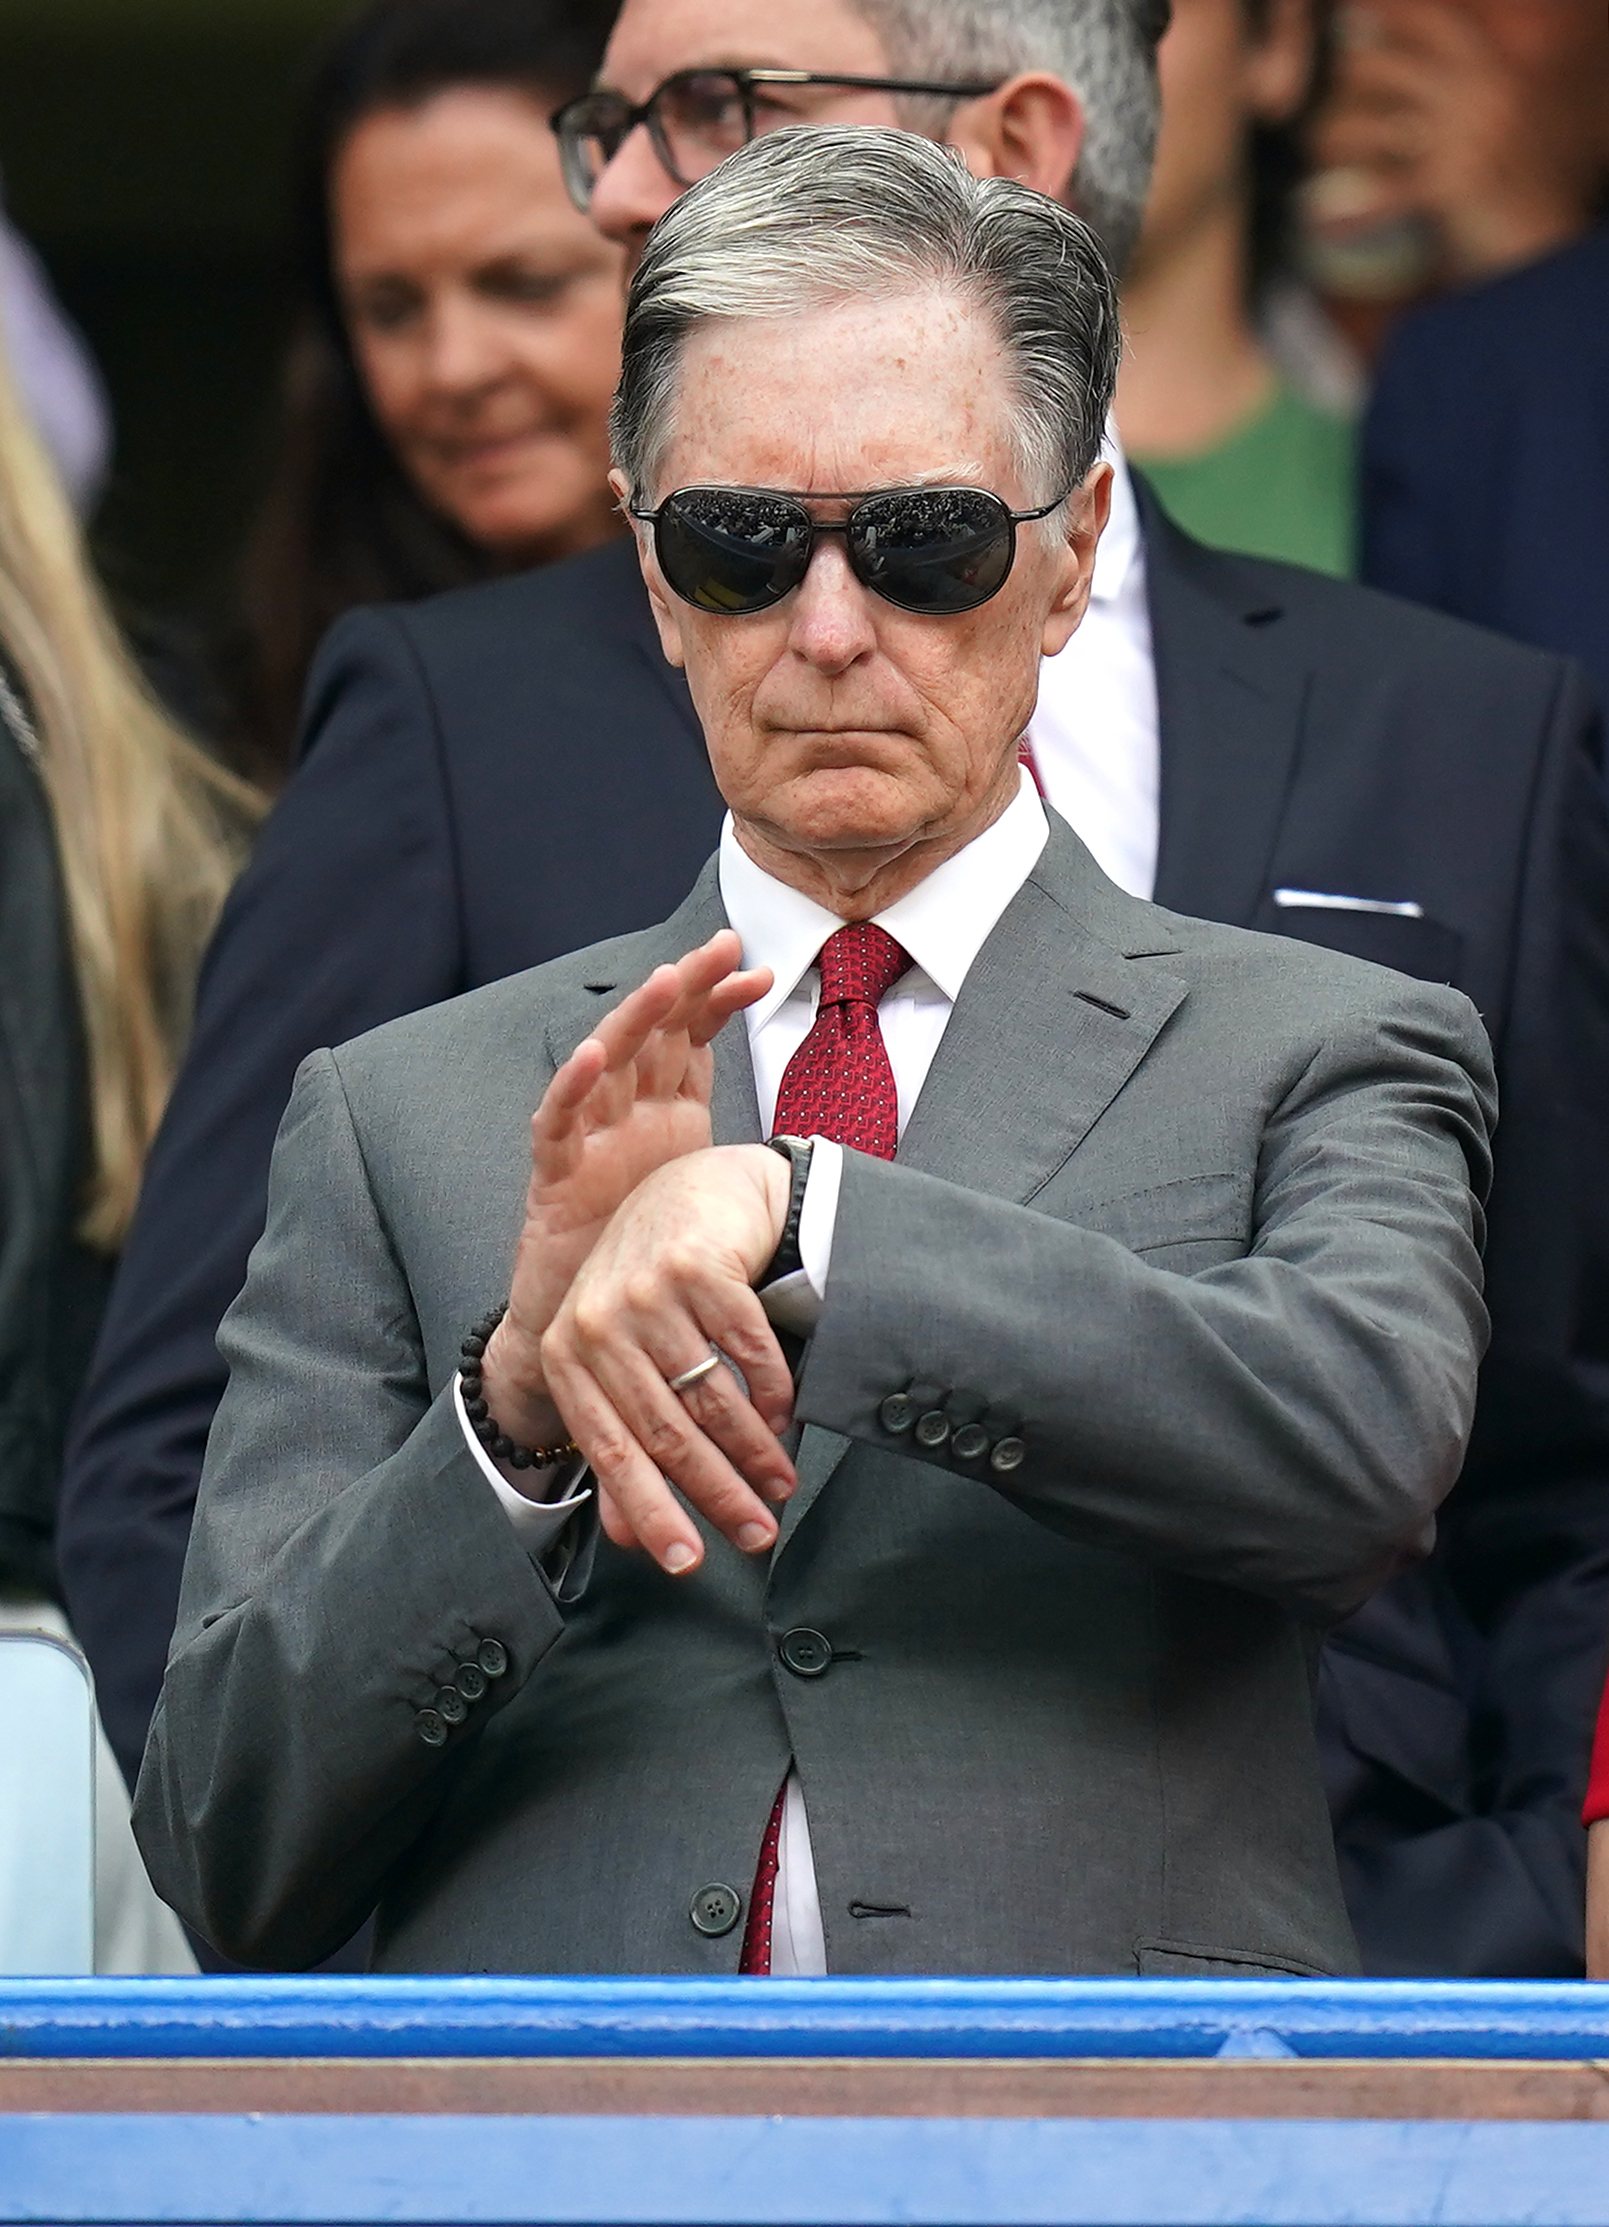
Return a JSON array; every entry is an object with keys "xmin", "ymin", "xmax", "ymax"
[
  {"xmin": 539, "ymin": 1143, "xmax": 798, "ymax": 1574},
  {"xmin": 480, "ymin": 931, "xmax": 771, "ymax": 1457}
]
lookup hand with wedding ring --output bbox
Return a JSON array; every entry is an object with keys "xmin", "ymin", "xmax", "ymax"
[
  {"xmin": 538, "ymin": 1143, "xmax": 797, "ymax": 1575},
  {"xmin": 666, "ymin": 1349, "xmax": 725, "ymax": 1396},
  {"xmin": 479, "ymin": 931, "xmax": 772, "ymax": 1470}
]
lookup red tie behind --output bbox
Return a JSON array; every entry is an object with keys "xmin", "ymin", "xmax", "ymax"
[{"xmin": 738, "ymin": 920, "xmax": 911, "ymax": 1974}]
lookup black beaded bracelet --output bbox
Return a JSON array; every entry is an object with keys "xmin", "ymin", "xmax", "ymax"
[{"xmin": 459, "ymin": 1305, "xmax": 579, "ymax": 1471}]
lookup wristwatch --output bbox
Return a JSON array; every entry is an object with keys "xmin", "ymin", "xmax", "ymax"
[{"xmin": 759, "ymin": 1134, "xmax": 815, "ymax": 1287}]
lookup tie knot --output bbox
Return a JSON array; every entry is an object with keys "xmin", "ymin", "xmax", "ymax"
[{"xmin": 816, "ymin": 921, "xmax": 910, "ymax": 1010}]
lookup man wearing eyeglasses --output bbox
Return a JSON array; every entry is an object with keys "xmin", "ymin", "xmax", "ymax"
[
  {"xmin": 136, "ymin": 133, "xmax": 1493, "ymax": 1980},
  {"xmin": 67, "ymin": 0, "xmax": 1609, "ymax": 1981}
]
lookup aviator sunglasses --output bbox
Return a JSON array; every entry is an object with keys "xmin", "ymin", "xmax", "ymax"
[{"xmin": 629, "ymin": 484, "xmax": 1071, "ymax": 618}]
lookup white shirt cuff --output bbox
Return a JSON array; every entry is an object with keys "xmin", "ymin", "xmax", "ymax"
[
  {"xmin": 759, "ymin": 1137, "xmax": 842, "ymax": 1336},
  {"xmin": 453, "ymin": 1371, "xmax": 591, "ymax": 1553}
]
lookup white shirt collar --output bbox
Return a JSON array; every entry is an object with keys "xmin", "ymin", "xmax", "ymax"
[
  {"xmin": 718, "ymin": 770, "xmax": 1050, "ymax": 1028},
  {"xmin": 1090, "ymin": 418, "xmax": 1141, "ymax": 606}
]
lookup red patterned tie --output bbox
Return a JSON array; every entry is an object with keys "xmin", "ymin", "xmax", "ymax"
[
  {"xmin": 738, "ymin": 921, "xmax": 910, "ymax": 1974},
  {"xmin": 769, "ymin": 921, "xmax": 911, "ymax": 1159}
]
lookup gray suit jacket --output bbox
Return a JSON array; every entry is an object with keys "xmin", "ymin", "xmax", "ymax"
[{"xmin": 134, "ymin": 819, "xmax": 1495, "ymax": 1977}]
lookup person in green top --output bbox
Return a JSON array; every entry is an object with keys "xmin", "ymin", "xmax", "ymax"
[{"xmin": 1118, "ymin": 0, "xmax": 1357, "ymax": 578}]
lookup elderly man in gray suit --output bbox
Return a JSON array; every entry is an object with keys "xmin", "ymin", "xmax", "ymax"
[{"xmin": 136, "ymin": 128, "xmax": 1494, "ymax": 1980}]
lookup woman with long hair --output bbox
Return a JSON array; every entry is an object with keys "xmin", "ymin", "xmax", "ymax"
[
  {"xmin": 0, "ymin": 316, "xmax": 260, "ymax": 1971},
  {"xmin": 226, "ymin": 0, "xmax": 622, "ymax": 781}
]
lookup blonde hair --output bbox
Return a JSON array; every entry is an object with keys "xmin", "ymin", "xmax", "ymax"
[{"xmin": 0, "ymin": 326, "xmax": 263, "ymax": 1250}]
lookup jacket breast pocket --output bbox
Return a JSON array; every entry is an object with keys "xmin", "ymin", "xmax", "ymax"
[
  {"xmin": 1082, "ymin": 1169, "xmax": 1252, "ymax": 1273},
  {"xmin": 1262, "ymin": 901, "xmax": 1464, "ymax": 987}
]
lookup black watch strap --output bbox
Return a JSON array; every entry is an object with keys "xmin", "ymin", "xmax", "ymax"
[{"xmin": 759, "ymin": 1134, "xmax": 814, "ymax": 1287}]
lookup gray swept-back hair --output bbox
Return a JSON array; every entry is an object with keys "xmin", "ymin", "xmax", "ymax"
[
  {"xmin": 612, "ymin": 127, "xmax": 1122, "ymax": 517},
  {"xmin": 853, "ymin": 0, "xmax": 1170, "ymax": 275}
]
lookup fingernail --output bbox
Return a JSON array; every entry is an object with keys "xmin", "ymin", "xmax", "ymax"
[
  {"xmin": 737, "ymin": 1521, "xmax": 774, "ymax": 1552},
  {"xmin": 664, "ymin": 1542, "xmax": 698, "ymax": 1574}
]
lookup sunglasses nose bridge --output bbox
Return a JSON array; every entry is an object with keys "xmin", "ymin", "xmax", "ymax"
[{"xmin": 786, "ymin": 529, "xmax": 883, "ymax": 663}]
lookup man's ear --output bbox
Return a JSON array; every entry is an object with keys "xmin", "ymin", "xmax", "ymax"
[
  {"xmin": 946, "ymin": 72, "xmax": 1085, "ymax": 202},
  {"xmin": 1041, "ymin": 461, "xmax": 1113, "ymax": 658},
  {"xmin": 610, "ymin": 466, "xmax": 686, "ymax": 669}
]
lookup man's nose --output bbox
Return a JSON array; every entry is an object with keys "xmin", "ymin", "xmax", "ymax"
[
  {"xmin": 786, "ymin": 540, "xmax": 880, "ymax": 673},
  {"xmin": 588, "ymin": 122, "xmax": 683, "ymax": 251}
]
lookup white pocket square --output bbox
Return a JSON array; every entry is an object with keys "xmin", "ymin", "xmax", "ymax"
[{"xmin": 1273, "ymin": 888, "xmax": 1425, "ymax": 920}]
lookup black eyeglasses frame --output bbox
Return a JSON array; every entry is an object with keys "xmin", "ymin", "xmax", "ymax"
[
  {"xmin": 551, "ymin": 67, "xmax": 1003, "ymax": 209},
  {"xmin": 627, "ymin": 482, "xmax": 1073, "ymax": 618}
]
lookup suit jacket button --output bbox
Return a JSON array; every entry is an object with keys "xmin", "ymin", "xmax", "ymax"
[
  {"xmin": 690, "ymin": 1883, "xmax": 742, "ymax": 1937},
  {"xmin": 456, "ymin": 1662, "xmax": 488, "ymax": 1702},
  {"xmin": 914, "ymin": 1409, "xmax": 951, "ymax": 1448},
  {"xmin": 478, "ymin": 1638, "xmax": 509, "ymax": 1680},
  {"xmin": 879, "ymin": 1393, "xmax": 917, "ymax": 1434},
  {"xmin": 436, "ymin": 1686, "xmax": 468, "ymax": 1725},
  {"xmin": 951, "ymin": 1423, "xmax": 989, "ymax": 1461},
  {"xmin": 415, "ymin": 1708, "xmax": 448, "ymax": 1748},
  {"xmin": 989, "ymin": 1436, "xmax": 1026, "ymax": 1475},
  {"xmin": 779, "ymin": 1628, "xmax": 832, "ymax": 1678}
]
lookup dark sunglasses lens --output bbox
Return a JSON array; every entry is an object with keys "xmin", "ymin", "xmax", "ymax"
[
  {"xmin": 850, "ymin": 488, "xmax": 1016, "ymax": 613},
  {"xmin": 656, "ymin": 490, "xmax": 811, "ymax": 613}
]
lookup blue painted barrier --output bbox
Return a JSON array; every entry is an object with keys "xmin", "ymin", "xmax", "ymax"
[
  {"xmin": 5, "ymin": 2112, "xmax": 1609, "ymax": 2226},
  {"xmin": 5, "ymin": 1981, "xmax": 1609, "ymax": 2225},
  {"xmin": 1, "ymin": 1973, "xmax": 1608, "ymax": 2059}
]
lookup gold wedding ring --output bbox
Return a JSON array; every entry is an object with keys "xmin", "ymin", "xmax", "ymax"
[{"xmin": 667, "ymin": 1348, "xmax": 723, "ymax": 1396}]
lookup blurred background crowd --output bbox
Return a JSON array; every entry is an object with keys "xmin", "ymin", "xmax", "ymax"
[
  {"xmin": 7, "ymin": 0, "xmax": 1607, "ymax": 756},
  {"xmin": 1, "ymin": 0, "xmax": 1606, "ymax": 1976}
]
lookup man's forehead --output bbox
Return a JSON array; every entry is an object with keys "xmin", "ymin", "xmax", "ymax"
[{"xmin": 601, "ymin": 0, "xmax": 891, "ymax": 91}]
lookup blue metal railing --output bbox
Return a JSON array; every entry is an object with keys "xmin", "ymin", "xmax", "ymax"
[
  {"xmin": 2, "ymin": 1973, "xmax": 1608, "ymax": 2059},
  {"xmin": 7, "ymin": 1980, "xmax": 1609, "ymax": 2224}
]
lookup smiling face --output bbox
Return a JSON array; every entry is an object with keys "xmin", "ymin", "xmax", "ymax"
[
  {"xmin": 626, "ymin": 286, "xmax": 1108, "ymax": 906},
  {"xmin": 333, "ymin": 85, "xmax": 624, "ymax": 562}
]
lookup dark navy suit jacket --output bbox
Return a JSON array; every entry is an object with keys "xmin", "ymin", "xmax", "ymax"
[
  {"xmin": 1362, "ymin": 226, "xmax": 1609, "ymax": 711},
  {"xmin": 59, "ymin": 497, "xmax": 1609, "ymax": 1976}
]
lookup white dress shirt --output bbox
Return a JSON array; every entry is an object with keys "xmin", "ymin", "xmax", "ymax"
[
  {"xmin": 1026, "ymin": 434, "xmax": 1159, "ymax": 900},
  {"xmin": 459, "ymin": 430, "xmax": 1163, "ymax": 1969}
]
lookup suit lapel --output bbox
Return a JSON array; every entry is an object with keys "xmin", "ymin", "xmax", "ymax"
[
  {"xmin": 775, "ymin": 820, "xmax": 1188, "ymax": 1555},
  {"xmin": 540, "ymin": 861, "xmax": 734, "ymax": 1066},
  {"xmin": 895, "ymin": 847, "xmax": 1187, "ymax": 1202},
  {"xmin": 1140, "ymin": 482, "xmax": 1311, "ymax": 928}
]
